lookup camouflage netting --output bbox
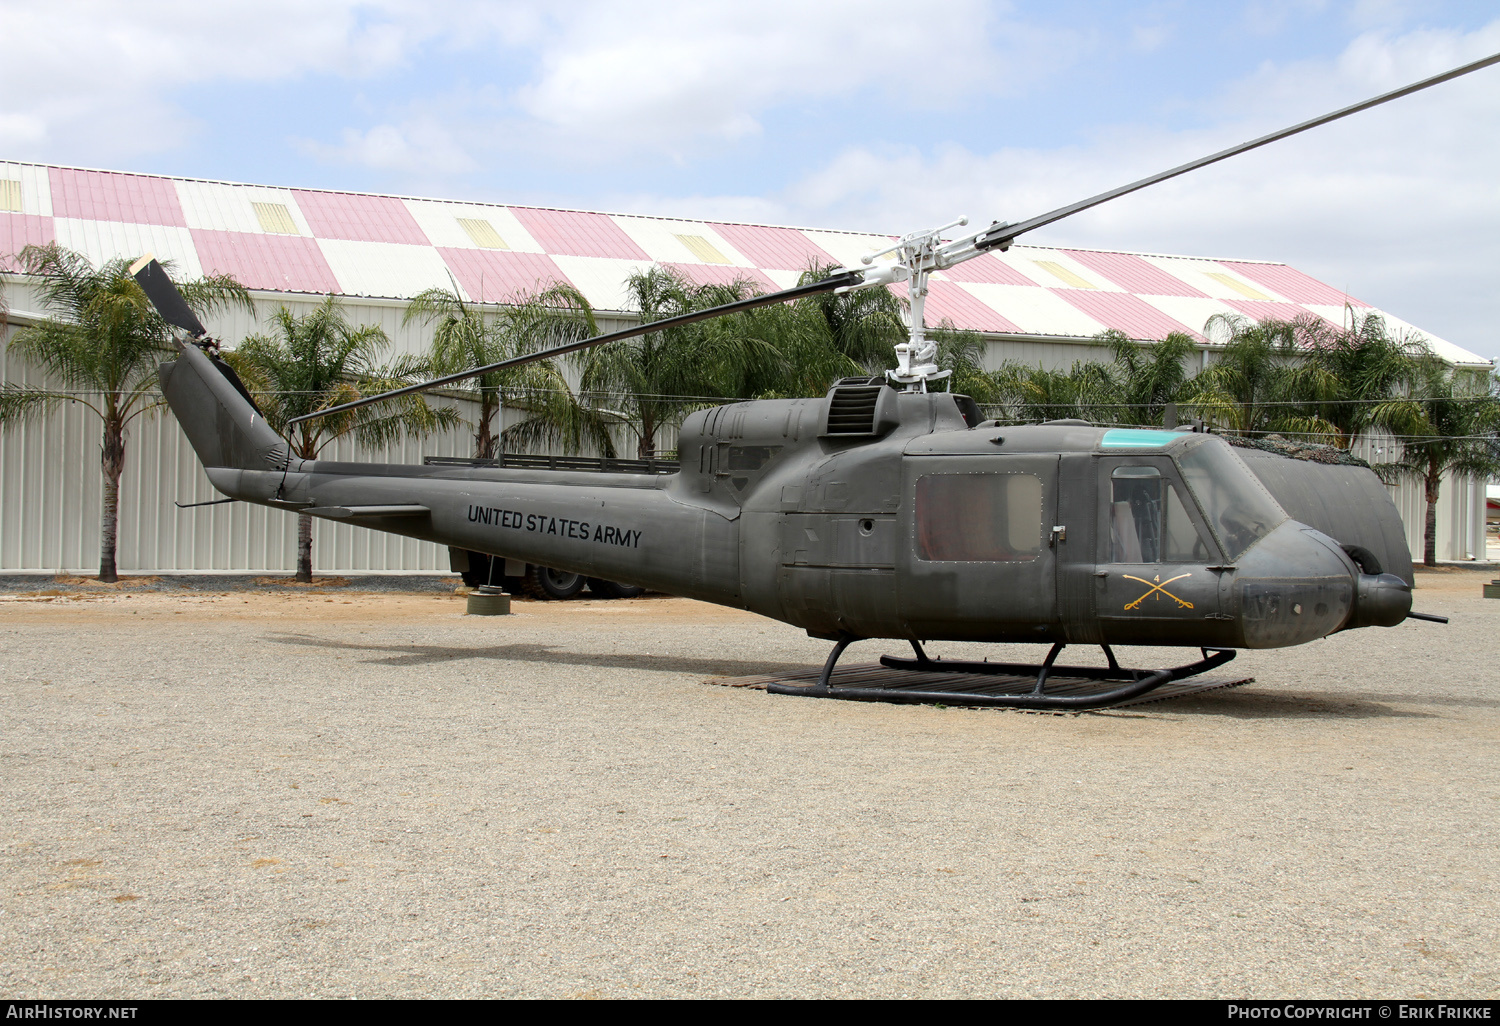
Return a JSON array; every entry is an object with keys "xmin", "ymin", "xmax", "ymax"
[{"xmin": 1224, "ymin": 433, "xmax": 1371, "ymax": 468}]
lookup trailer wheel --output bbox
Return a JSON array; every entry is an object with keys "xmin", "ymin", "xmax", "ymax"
[
  {"xmin": 523, "ymin": 565, "xmax": 587, "ymax": 600},
  {"xmin": 586, "ymin": 578, "xmax": 646, "ymax": 599}
]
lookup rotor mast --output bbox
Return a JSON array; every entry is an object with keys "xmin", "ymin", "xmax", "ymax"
[{"xmin": 842, "ymin": 216, "xmax": 972, "ymax": 392}]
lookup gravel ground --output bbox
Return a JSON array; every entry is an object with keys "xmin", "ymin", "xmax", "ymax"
[{"xmin": 0, "ymin": 569, "xmax": 1496, "ymax": 999}]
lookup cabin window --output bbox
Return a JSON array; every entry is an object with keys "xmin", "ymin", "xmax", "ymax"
[
  {"xmin": 1108, "ymin": 466, "xmax": 1213, "ymax": 563},
  {"xmin": 915, "ymin": 473, "xmax": 1042, "ymax": 562}
]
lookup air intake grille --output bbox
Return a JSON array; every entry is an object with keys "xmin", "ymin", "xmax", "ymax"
[{"xmin": 825, "ymin": 385, "xmax": 885, "ymax": 435}]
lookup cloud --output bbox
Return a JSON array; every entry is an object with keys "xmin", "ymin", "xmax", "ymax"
[
  {"xmin": 297, "ymin": 119, "xmax": 478, "ymax": 176},
  {"xmin": 642, "ymin": 22, "xmax": 1500, "ymax": 358},
  {"xmin": 510, "ymin": 0, "xmax": 1068, "ymax": 147},
  {"xmin": 0, "ymin": 0, "xmax": 461, "ymax": 159}
]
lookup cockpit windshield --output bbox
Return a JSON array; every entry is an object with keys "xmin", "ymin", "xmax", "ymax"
[{"xmin": 1175, "ymin": 438, "xmax": 1286, "ymax": 560}]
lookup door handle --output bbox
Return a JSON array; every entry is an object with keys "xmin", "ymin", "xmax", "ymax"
[{"xmin": 1049, "ymin": 525, "xmax": 1066, "ymax": 547}]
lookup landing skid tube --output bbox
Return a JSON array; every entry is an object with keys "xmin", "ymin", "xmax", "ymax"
[{"xmin": 765, "ymin": 638, "xmax": 1237, "ymax": 711}]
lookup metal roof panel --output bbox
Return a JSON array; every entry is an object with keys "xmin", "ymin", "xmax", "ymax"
[
  {"xmin": 1216, "ymin": 260, "xmax": 1370, "ymax": 308},
  {"xmin": 660, "ymin": 262, "xmax": 777, "ymax": 291},
  {"xmin": 192, "ymin": 229, "xmax": 340, "ymax": 294},
  {"xmin": 798, "ymin": 229, "xmax": 899, "ymax": 270},
  {"xmin": 610, "ymin": 216, "xmax": 751, "ymax": 266},
  {"xmin": 1063, "ymin": 249, "xmax": 1208, "ymax": 297},
  {"xmin": 0, "ymin": 162, "xmax": 53, "ymax": 216},
  {"xmin": 762, "ymin": 268, "xmax": 805, "ymax": 290},
  {"xmin": 52, "ymin": 218, "xmax": 201, "ymax": 279},
  {"xmin": 314, "ymin": 239, "xmax": 455, "ymax": 300},
  {"xmin": 173, "ymin": 180, "xmax": 312, "ymax": 236},
  {"xmin": 919, "ymin": 279, "xmax": 1024, "ymax": 333},
  {"xmin": 937, "ymin": 252, "xmax": 1038, "ymax": 287},
  {"xmin": 0, "ymin": 213, "xmax": 56, "ymax": 271},
  {"xmin": 404, "ymin": 200, "xmax": 545, "ymax": 253},
  {"xmin": 1050, "ymin": 289, "xmax": 1200, "ymax": 341},
  {"xmin": 291, "ymin": 190, "xmax": 430, "ymax": 246},
  {"xmin": 508, "ymin": 208, "xmax": 649, "ymax": 260},
  {"xmin": 547, "ymin": 255, "xmax": 657, "ymax": 310},
  {"xmin": 1221, "ymin": 298, "xmax": 1322, "ymax": 324},
  {"xmin": 436, "ymin": 248, "xmax": 573, "ymax": 303},
  {"xmin": 48, "ymin": 167, "xmax": 185, "ymax": 227},
  {"xmin": 955, "ymin": 282, "xmax": 1109, "ymax": 337},
  {"xmin": 1305, "ymin": 306, "xmax": 1486, "ymax": 366},
  {"xmin": 1139, "ymin": 256, "xmax": 1289, "ymax": 302},
  {"xmin": 1023, "ymin": 252, "xmax": 1123, "ymax": 291},
  {"xmin": 704, "ymin": 222, "xmax": 836, "ymax": 272},
  {"xmin": 1136, "ymin": 295, "xmax": 1242, "ymax": 338},
  {"xmin": 986, "ymin": 249, "xmax": 1076, "ymax": 289}
]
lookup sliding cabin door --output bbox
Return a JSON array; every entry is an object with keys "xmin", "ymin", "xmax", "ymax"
[{"xmin": 898, "ymin": 455, "xmax": 1060, "ymax": 642}]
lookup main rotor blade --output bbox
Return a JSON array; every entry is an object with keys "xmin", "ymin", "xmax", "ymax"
[
  {"xmin": 972, "ymin": 50, "xmax": 1500, "ymax": 252},
  {"xmin": 129, "ymin": 254, "xmax": 209, "ymax": 337},
  {"xmin": 287, "ymin": 270, "xmax": 864, "ymax": 427}
]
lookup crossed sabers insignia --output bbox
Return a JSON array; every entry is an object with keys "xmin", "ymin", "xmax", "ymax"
[{"xmin": 1123, "ymin": 572, "xmax": 1194, "ymax": 610}]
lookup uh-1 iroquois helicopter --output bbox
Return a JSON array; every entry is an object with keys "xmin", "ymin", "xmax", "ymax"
[{"xmin": 129, "ymin": 52, "xmax": 1497, "ymax": 711}]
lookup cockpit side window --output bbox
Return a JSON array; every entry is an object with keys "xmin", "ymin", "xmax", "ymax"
[
  {"xmin": 916, "ymin": 472, "xmax": 1042, "ymax": 561},
  {"xmin": 1108, "ymin": 466, "xmax": 1215, "ymax": 564}
]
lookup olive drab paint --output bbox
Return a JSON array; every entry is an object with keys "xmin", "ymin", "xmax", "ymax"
[{"xmin": 158, "ymin": 340, "xmax": 1416, "ymax": 653}]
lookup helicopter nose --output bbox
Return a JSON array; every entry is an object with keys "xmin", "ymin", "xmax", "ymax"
[
  {"xmin": 1232, "ymin": 522, "xmax": 1359, "ymax": 648},
  {"xmin": 1346, "ymin": 572, "xmax": 1412, "ymax": 629}
]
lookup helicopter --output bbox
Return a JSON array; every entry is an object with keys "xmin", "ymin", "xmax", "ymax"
[{"xmin": 128, "ymin": 52, "xmax": 1494, "ymax": 711}]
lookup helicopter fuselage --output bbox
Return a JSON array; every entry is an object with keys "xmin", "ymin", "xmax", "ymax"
[{"xmin": 163, "ymin": 341, "xmax": 1414, "ymax": 651}]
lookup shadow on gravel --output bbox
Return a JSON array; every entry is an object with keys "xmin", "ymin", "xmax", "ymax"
[
  {"xmin": 265, "ymin": 632, "xmax": 818, "ymax": 680},
  {"xmin": 265, "ymin": 633, "xmax": 1467, "ymax": 720},
  {"xmin": 1103, "ymin": 689, "xmax": 1442, "ymax": 720}
]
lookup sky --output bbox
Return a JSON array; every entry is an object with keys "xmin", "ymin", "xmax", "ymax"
[{"xmin": 2, "ymin": 0, "xmax": 1497, "ymax": 360}]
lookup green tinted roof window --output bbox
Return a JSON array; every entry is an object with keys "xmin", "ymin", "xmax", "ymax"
[{"xmin": 1100, "ymin": 429, "xmax": 1179, "ymax": 449}]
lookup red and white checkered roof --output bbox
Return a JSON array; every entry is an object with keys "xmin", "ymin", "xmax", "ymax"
[{"xmin": 0, "ymin": 161, "xmax": 1485, "ymax": 366}]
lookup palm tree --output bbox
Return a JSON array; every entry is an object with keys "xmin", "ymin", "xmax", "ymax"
[
  {"xmin": 1186, "ymin": 315, "xmax": 1332, "ymax": 439},
  {"xmin": 1284, "ymin": 311, "xmax": 1426, "ymax": 450},
  {"xmin": 797, "ymin": 261, "xmax": 906, "ymax": 374},
  {"xmin": 928, "ymin": 324, "xmax": 999, "ymax": 403},
  {"xmin": 405, "ymin": 281, "xmax": 611, "ymax": 460},
  {"xmin": 988, "ymin": 358, "xmax": 1116, "ymax": 423},
  {"xmin": 227, "ymin": 297, "xmax": 458, "ymax": 582},
  {"xmin": 580, "ymin": 267, "xmax": 779, "ymax": 458},
  {"xmin": 1096, "ymin": 329, "xmax": 1197, "ymax": 426},
  {"xmin": 1373, "ymin": 360, "xmax": 1500, "ymax": 567},
  {"xmin": 0, "ymin": 244, "xmax": 250, "ymax": 581},
  {"xmin": 982, "ymin": 329, "xmax": 1196, "ymax": 426}
]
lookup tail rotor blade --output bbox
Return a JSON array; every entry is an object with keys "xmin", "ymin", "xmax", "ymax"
[{"xmin": 129, "ymin": 254, "xmax": 209, "ymax": 338}]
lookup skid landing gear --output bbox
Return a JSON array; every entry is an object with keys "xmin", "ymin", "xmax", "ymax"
[{"xmin": 765, "ymin": 638, "xmax": 1237, "ymax": 711}]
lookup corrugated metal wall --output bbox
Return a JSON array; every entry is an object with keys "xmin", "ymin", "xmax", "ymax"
[
  {"xmin": 0, "ymin": 356, "xmax": 476, "ymax": 573},
  {"xmin": 1348, "ymin": 433, "xmax": 1486, "ymax": 562}
]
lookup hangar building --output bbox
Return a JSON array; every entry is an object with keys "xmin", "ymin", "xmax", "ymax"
[{"xmin": 0, "ymin": 162, "xmax": 1492, "ymax": 573}]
